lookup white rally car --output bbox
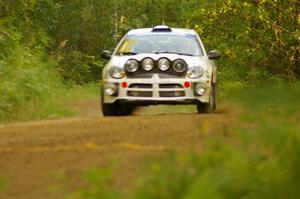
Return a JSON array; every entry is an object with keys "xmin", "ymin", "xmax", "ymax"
[{"xmin": 101, "ymin": 25, "xmax": 221, "ymax": 116}]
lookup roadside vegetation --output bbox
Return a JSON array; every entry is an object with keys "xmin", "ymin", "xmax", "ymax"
[
  {"xmin": 0, "ymin": 24, "xmax": 70, "ymax": 122},
  {"xmin": 0, "ymin": 178, "xmax": 7, "ymax": 194}
]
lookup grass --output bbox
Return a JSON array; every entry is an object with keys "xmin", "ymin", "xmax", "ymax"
[
  {"xmin": 58, "ymin": 83, "xmax": 100, "ymax": 116},
  {"xmin": 0, "ymin": 80, "xmax": 100, "ymax": 124},
  {"xmin": 61, "ymin": 83, "xmax": 100, "ymax": 102},
  {"xmin": 0, "ymin": 178, "xmax": 7, "ymax": 194},
  {"xmin": 66, "ymin": 167, "xmax": 119, "ymax": 199}
]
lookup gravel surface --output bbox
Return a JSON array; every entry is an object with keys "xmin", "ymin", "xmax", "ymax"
[{"xmin": 0, "ymin": 100, "xmax": 232, "ymax": 199}]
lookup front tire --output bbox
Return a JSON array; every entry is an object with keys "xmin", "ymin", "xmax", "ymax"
[
  {"xmin": 101, "ymin": 86, "xmax": 134, "ymax": 116},
  {"xmin": 197, "ymin": 83, "xmax": 217, "ymax": 114},
  {"xmin": 102, "ymin": 103, "xmax": 119, "ymax": 116},
  {"xmin": 197, "ymin": 102, "xmax": 213, "ymax": 113},
  {"xmin": 102, "ymin": 102, "xmax": 134, "ymax": 116},
  {"xmin": 101, "ymin": 85, "xmax": 118, "ymax": 116},
  {"xmin": 212, "ymin": 82, "xmax": 217, "ymax": 110}
]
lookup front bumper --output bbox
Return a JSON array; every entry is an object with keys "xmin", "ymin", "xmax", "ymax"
[{"xmin": 103, "ymin": 74, "xmax": 210, "ymax": 105}]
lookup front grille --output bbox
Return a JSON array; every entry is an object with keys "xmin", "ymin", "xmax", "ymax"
[
  {"xmin": 129, "ymin": 84, "xmax": 152, "ymax": 89},
  {"xmin": 159, "ymin": 84, "xmax": 185, "ymax": 97},
  {"xmin": 159, "ymin": 84, "xmax": 183, "ymax": 89},
  {"xmin": 128, "ymin": 91, "xmax": 152, "ymax": 97},
  {"xmin": 159, "ymin": 91, "xmax": 185, "ymax": 97},
  {"xmin": 126, "ymin": 83, "xmax": 185, "ymax": 98},
  {"xmin": 128, "ymin": 83, "xmax": 153, "ymax": 97}
]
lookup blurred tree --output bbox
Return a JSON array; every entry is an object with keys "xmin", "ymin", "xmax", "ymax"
[{"xmin": 0, "ymin": 0, "xmax": 299, "ymax": 83}]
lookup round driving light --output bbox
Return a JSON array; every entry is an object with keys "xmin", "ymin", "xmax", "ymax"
[
  {"xmin": 104, "ymin": 84, "xmax": 117, "ymax": 96},
  {"xmin": 110, "ymin": 67, "xmax": 125, "ymax": 79},
  {"xmin": 158, "ymin": 58, "xmax": 170, "ymax": 71},
  {"xmin": 194, "ymin": 83, "xmax": 207, "ymax": 96},
  {"xmin": 142, "ymin": 58, "xmax": 154, "ymax": 71},
  {"xmin": 121, "ymin": 82, "xmax": 128, "ymax": 88},
  {"xmin": 187, "ymin": 67, "xmax": 204, "ymax": 79},
  {"xmin": 184, "ymin": 81, "xmax": 191, "ymax": 88},
  {"xmin": 125, "ymin": 59, "xmax": 139, "ymax": 73},
  {"xmin": 105, "ymin": 87, "xmax": 115, "ymax": 96},
  {"xmin": 173, "ymin": 59, "xmax": 187, "ymax": 73}
]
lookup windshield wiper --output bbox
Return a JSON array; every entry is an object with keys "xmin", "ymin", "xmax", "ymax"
[
  {"xmin": 154, "ymin": 51, "xmax": 194, "ymax": 56},
  {"xmin": 119, "ymin": 52, "xmax": 138, "ymax": 55}
]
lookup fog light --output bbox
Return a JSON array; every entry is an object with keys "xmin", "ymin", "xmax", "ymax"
[
  {"xmin": 104, "ymin": 84, "xmax": 117, "ymax": 96},
  {"xmin": 194, "ymin": 83, "xmax": 207, "ymax": 96}
]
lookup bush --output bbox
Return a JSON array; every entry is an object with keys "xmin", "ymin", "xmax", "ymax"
[
  {"xmin": 58, "ymin": 50, "xmax": 104, "ymax": 85},
  {"xmin": 133, "ymin": 118, "xmax": 300, "ymax": 199},
  {"xmin": 0, "ymin": 26, "xmax": 70, "ymax": 122},
  {"xmin": 66, "ymin": 167, "xmax": 119, "ymax": 199}
]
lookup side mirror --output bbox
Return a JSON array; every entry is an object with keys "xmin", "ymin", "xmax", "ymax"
[
  {"xmin": 208, "ymin": 50, "xmax": 221, "ymax": 60},
  {"xmin": 101, "ymin": 50, "xmax": 112, "ymax": 60}
]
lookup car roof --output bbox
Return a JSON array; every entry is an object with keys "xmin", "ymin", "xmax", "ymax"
[{"xmin": 127, "ymin": 27, "xmax": 197, "ymax": 35}]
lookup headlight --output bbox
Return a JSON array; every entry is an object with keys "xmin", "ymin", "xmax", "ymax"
[
  {"xmin": 187, "ymin": 67, "xmax": 204, "ymax": 79},
  {"xmin": 142, "ymin": 58, "xmax": 154, "ymax": 71},
  {"xmin": 158, "ymin": 58, "xmax": 170, "ymax": 71},
  {"xmin": 173, "ymin": 59, "xmax": 187, "ymax": 73},
  {"xmin": 125, "ymin": 59, "xmax": 139, "ymax": 73},
  {"xmin": 110, "ymin": 67, "xmax": 125, "ymax": 79}
]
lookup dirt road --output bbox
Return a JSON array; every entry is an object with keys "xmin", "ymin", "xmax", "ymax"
[{"xmin": 0, "ymin": 100, "xmax": 233, "ymax": 199}]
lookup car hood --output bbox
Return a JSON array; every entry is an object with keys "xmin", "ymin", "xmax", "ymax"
[{"xmin": 107, "ymin": 53, "xmax": 210, "ymax": 69}]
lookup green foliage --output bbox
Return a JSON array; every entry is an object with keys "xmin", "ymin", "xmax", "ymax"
[
  {"xmin": 232, "ymin": 82, "xmax": 300, "ymax": 113},
  {"xmin": 0, "ymin": 25, "xmax": 70, "ymax": 122},
  {"xmin": 58, "ymin": 51, "xmax": 103, "ymax": 85},
  {"xmin": 62, "ymin": 83, "xmax": 100, "ymax": 102},
  {"xmin": 0, "ymin": 177, "xmax": 8, "ymax": 193},
  {"xmin": 188, "ymin": 0, "xmax": 300, "ymax": 81},
  {"xmin": 67, "ymin": 167, "xmax": 119, "ymax": 199},
  {"xmin": 133, "ymin": 124, "xmax": 299, "ymax": 199},
  {"xmin": 2, "ymin": 0, "xmax": 299, "ymax": 84}
]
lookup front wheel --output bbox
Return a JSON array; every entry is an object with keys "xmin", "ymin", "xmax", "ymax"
[
  {"xmin": 197, "ymin": 83, "xmax": 217, "ymax": 114},
  {"xmin": 101, "ymin": 86, "xmax": 134, "ymax": 116},
  {"xmin": 102, "ymin": 103, "xmax": 119, "ymax": 116},
  {"xmin": 102, "ymin": 102, "xmax": 134, "ymax": 116},
  {"xmin": 101, "ymin": 85, "xmax": 118, "ymax": 116},
  {"xmin": 197, "ymin": 102, "xmax": 213, "ymax": 114}
]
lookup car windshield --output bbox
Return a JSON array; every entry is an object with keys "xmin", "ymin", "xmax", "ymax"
[{"xmin": 116, "ymin": 33, "xmax": 203, "ymax": 56}]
